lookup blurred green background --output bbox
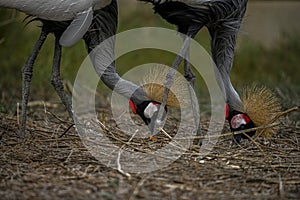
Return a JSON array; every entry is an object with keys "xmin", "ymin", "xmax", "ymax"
[{"xmin": 0, "ymin": 0, "xmax": 299, "ymax": 114}]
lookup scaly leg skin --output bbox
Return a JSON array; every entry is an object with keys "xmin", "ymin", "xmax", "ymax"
[
  {"xmin": 183, "ymin": 47, "xmax": 196, "ymax": 88},
  {"xmin": 50, "ymin": 36, "xmax": 73, "ymax": 119},
  {"xmin": 20, "ymin": 29, "xmax": 48, "ymax": 138},
  {"xmin": 151, "ymin": 36, "xmax": 192, "ymax": 135},
  {"xmin": 183, "ymin": 45, "xmax": 201, "ymax": 145},
  {"xmin": 184, "ymin": 50, "xmax": 202, "ymax": 146}
]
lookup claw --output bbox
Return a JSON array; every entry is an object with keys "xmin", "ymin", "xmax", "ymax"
[{"xmin": 149, "ymin": 135, "xmax": 158, "ymax": 141}]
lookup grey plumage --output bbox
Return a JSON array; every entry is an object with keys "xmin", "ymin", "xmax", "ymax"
[
  {"xmin": 14, "ymin": 0, "xmax": 153, "ymax": 136},
  {"xmin": 6, "ymin": 0, "xmax": 250, "ymax": 139},
  {"xmin": 59, "ymin": 7, "xmax": 94, "ymax": 47},
  {"xmin": 207, "ymin": 0, "xmax": 248, "ymax": 111},
  {"xmin": 0, "ymin": 1, "xmax": 113, "ymax": 47},
  {"xmin": 141, "ymin": 0, "xmax": 256, "ymax": 143},
  {"xmin": 83, "ymin": 0, "xmax": 150, "ymax": 105},
  {"xmin": 141, "ymin": 0, "xmax": 248, "ymax": 112}
]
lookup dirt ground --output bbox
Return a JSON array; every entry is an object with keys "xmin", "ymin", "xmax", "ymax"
[{"xmin": 0, "ymin": 105, "xmax": 299, "ymax": 200}]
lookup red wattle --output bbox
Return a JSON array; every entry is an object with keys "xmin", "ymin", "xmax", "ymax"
[
  {"xmin": 225, "ymin": 104, "xmax": 230, "ymax": 119},
  {"xmin": 129, "ymin": 100, "xmax": 137, "ymax": 114},
  {"xmin": 241, "ymin": 114, "xmax": 251, "ymax": 123},
  {"xmin": 152, "ymin": 101, "xmax": 159, "ymax": 106}
]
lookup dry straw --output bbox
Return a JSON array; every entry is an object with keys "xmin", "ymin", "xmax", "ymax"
[
  {"xmin": 242, "ymin": 85, "xmax": 282, "ymax": 138},
  {"xmin": 141, "ymin": 65, "xmax": 190, "ymax": 108}
]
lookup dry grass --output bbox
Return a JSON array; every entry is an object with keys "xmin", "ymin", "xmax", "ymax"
[{"xmin": 0, "ymin": 105, "xmax": 299, "ymax": 199}]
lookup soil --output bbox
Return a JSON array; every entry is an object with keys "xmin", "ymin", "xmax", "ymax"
[{"xmin": 0, "ymin": 105, "xmax": 299, "ymax": 199}]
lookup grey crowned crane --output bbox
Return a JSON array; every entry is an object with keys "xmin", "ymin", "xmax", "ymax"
[
  {"xmin": 140, "ymin": 0, "xmax": 257, "ymax": 142},
  {"xmin": 0, "ymin": 0, "xmax": 168, "ymax": 137},
  {"xmin": 0, "ymin": 0, "xmax": 113, "ymax": 136}
]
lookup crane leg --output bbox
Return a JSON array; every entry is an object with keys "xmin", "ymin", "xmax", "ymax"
[
  {"xmin": 149, "ymin": 36, "xmax": 192, "ymax": 134},
  {"xmin": 20, "ymin": 29, "xmax": 48, "ymax": 138},
  {"xmin": 183, "ymin": 47, "xmax": 196, "ymax": 88},
  {"xmin": 183, "ymin": 42, "xmax": 201, "ymax": 145},
  {"xmin": 152, "ymin": 25, "xmax": 203, "ymax": 142},
  {"xmin": 50, "ymin": 36, "xmax": 73, "ymax": 119}
]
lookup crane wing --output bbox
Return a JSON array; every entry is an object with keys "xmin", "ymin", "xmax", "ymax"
[{"xmin": 59, "ymin": 7, "xmax": 93, "ymax": 47}]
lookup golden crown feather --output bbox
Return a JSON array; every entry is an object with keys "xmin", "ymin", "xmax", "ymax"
[
  {"xmin": 141, "ymin": 66, "xmax": 282, "ymax": 138},
  {"xmin": 241, "ymin": 85, "xmax": 282, "ymax": 138},
  {"xmin": 141, "ymin": 65, "xmax": 190, "ymax": 109}
]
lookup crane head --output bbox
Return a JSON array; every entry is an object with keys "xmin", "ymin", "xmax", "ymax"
[
  {"xmin": 129, "ymin": 100, "xmax": 167, "ymax": 127},
  {"xmin": 225, "ymin": 104, "xmax": 256, "ymax": 143}
]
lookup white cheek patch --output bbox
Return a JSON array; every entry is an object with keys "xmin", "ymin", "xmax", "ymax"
[
  {"xmin": 144, "ymin": 103, "xmax": 158, "ymax": 119},
  {"xmin": 230, "ymin": 114, "xmax": 247, "ymax": 129}
]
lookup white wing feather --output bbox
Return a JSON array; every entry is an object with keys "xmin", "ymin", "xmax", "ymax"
[{"xmin": 59, "ymin": 7, "xmax": 93, "ymax": 47}]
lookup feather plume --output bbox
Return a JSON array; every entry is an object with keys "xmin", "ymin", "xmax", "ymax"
[
  {"xmin": 242, "ymin": 85, "xmax": 282, "ymax": 138},
  {"xmin": 141, "ymin": 65, "xmax": 190, "ymax": 108}
]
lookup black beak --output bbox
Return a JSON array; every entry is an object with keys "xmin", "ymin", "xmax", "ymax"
[
  {"xmin": 130, "ymin": 100, "xmax": 168, "ymax": 134},
  {"xmin": 148, "ymin": 106, "xmax": 168, "ymax": 135}
]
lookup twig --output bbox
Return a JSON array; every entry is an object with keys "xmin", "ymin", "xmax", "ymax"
[
  {"xmin": 271, "ymin": 106, "xmax": 298, "ymax": 123},
  {"xmin": 240, "ymin": 131, "xmax": 266, "ymax": 157},
  {"xmin": 59, "ymin": 124, "xmax": 75, "ymax": 138},
  {"xmin": 64, "ymin": 149, "xmax": 74, "ymax": 163},
  {"xmin": 161, "ymin": 106, "xmax": 298, "ymax": 141},
  {"xmin": 116, "ymin": 130, "xmax": 137, "ymax": 178},
  {"xmin": 116, "ymin": 149, "xmax": 131, "ymax": 178},
  {"xmin": 27, "ymin": 101, "xmax": 59, "ymax": 108},
  {"xmin": 80, "ymin": 124, "xmax": 151, "ymax": 155},
  {"xmin": 160, "ymin": 128, "xmax": 189, "ymax": 152},
  {"xmin": 160, "ymin": 128, "xmax": 173, "ymax": 140},
  {"xmin": 168, "ymin": 123, "xmax": 280, "ymax": 141},
  {"xmin": 279, "ymin": 174, "xmax": 285, "ymax": 198},
  {"xmin": 46, "ymin": 110, "xmax": 72, "ymax": 124},
  {"xmin": 255, "ymin": 106, "xmax": 298, "ymax": 138}
]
